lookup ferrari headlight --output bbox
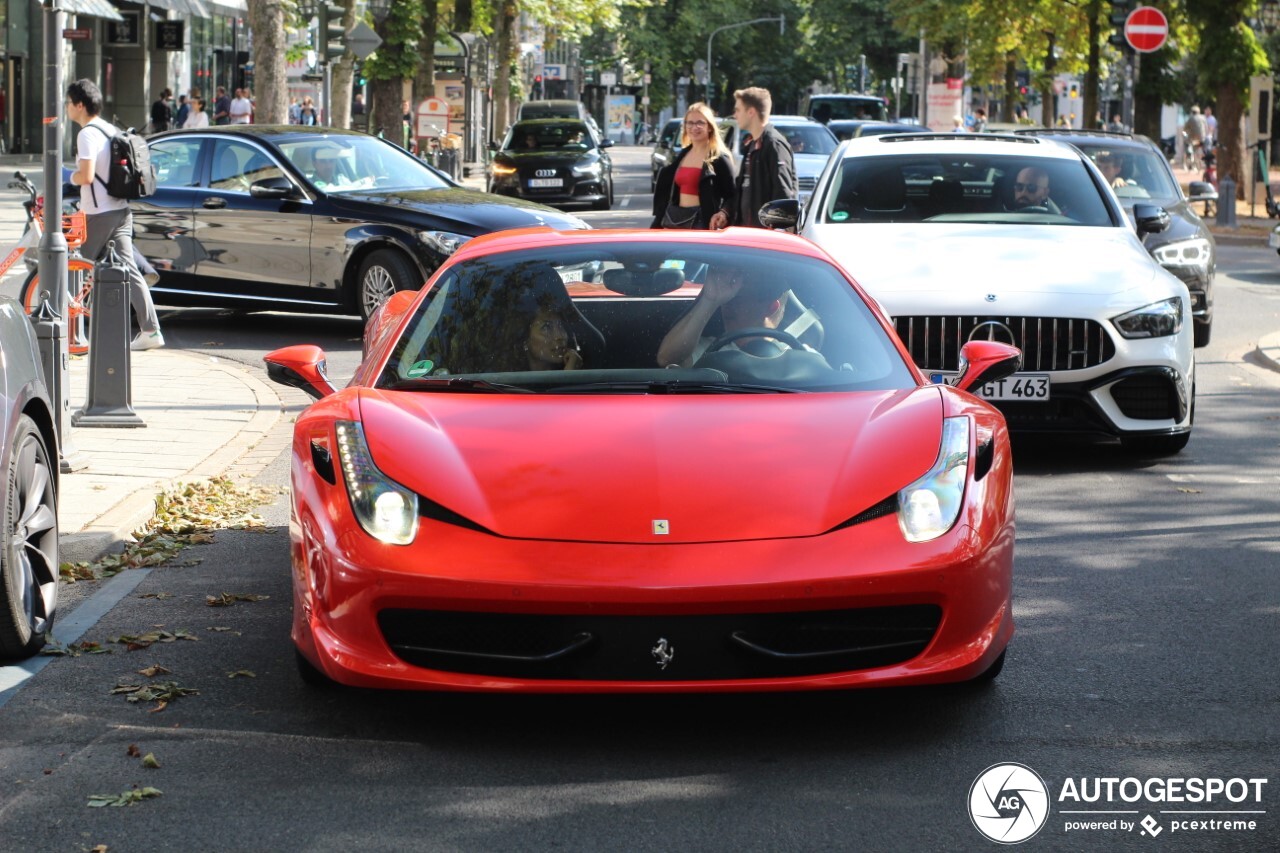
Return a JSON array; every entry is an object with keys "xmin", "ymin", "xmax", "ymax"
[
  {"xmin": 417, "ymin": 230, "xmax": 472, "ymax": 256},
  {"xmin": 491, "ymin": 162, "xmax": 517, "ymax": 176},
  {"xmin": 897, "ymin": 417, "xmax": 970, "ymax": 543},
  {"xmin": 334, "ymin": 421, "xmax": 418, "ymax": 545},
  {"xmin": 1111, "ymin": 297, "xmax": 1183, "ymax": 339},
  {"xmin": 1152, "ymin": 237, "xmax": 1212, "ymax": 277}
]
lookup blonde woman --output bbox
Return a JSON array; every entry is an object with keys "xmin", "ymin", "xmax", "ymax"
[{"xmin": 651, "ymin": 102, "xmax": 735, "ymax": 229}]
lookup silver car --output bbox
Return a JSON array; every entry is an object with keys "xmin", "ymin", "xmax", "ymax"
[
  {"xmin": 767, "ymin": 116, "xmax": 840, "ymax": 205},
  {"xmin": 0, "ymin": 297, "xmax": 59, "ymax": 659}
]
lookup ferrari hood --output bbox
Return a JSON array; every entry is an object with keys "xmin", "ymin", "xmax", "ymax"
[
  {"xmin": 357, "ymin": 389, "xmax": 942, "ymax": 544},
  {"xmin": 809, "ymin": 223, "xmax": 1165, "ymax": 311}
]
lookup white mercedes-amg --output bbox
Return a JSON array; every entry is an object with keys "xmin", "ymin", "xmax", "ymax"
[{"xmin": 775, "ymin": 132, "xmax": 1194, "ymax": 455}]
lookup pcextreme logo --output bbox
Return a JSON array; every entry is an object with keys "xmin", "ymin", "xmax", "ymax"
[{"xmin": 969, "ymin": 764, "xmax": 1269, "ymax": 844}]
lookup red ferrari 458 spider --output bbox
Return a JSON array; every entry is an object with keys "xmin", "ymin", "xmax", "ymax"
[{"xmin": 264, "ymin": 227, "xmax": 1021, "ymax": 692}]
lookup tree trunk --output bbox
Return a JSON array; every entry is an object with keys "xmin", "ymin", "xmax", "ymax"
[
  {"xmin": 246, "ymin": 0, "xmax": 287, "ymax": 124},
  {"xmin": 414, "ymin": 0, "xmax": 441, "ymax": 106},
  {"xmin": 1217, "ymin": 83, "xmax": 1246, "ymax": 200},
  {"xmin": 330, "ymin": 0, "xmax": 359, "ymax": 130},
  {"xmin": 454, "ymin": 0, "xmax": 473, "ymax": 31},
  {"xmin": 1082, "ymin": 0, "xmax": 1101, "ymax": 128},
  {"xmin": 493, "ymin": 0, "xmax": 517, "ymax": 134},
  {"xmin": 1133, "ymin": 54, "xmax": 1162, "ymax": 140},
  {"xmin": 1040, "ymin": 33, "xmax": 1056, "ymax": 127},
  {"xmin": 1002, "ymin": 55, "xmax": 1016, "ymax": 123}
]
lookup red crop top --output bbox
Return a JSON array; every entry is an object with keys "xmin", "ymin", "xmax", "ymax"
[{"xmin": 674, "ymin": 166, "xmax": 702, "ymax": 196}]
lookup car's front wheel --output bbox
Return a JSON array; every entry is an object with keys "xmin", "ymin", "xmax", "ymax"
[
  {"xmin": 355, "ymin": 248, "xmax": 419, "ymax": 322},
  {"xmin": 1194, "ymin": 318, "xmax": 1212, "ymax": 348},
  {"xmin": 0, "ymin": 415, "xmax": 58, "ymax": 659}
]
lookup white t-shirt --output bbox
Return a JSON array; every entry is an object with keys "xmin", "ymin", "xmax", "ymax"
[
  {"xmin": 76, "ymin": 117, "xmax": 128, "ymax": 215},
  {"xmin": 229, "ymin": 97, "xmax": 252, "ymax": 124},
  {"xmin": 185, "ymin": 110, "xmax": 209, "ymax": 129}
]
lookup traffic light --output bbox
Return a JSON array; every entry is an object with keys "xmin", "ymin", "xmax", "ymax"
[
  {"xmin": 318, "ymin": 2, "xmax": 345, "ymax": 63},
  {"xmin": 1108, "ymin": 0, "xmax": 1133, "ymax": 48},
  {"xmin": 532, "ymin": 74, "xmax": 543, "ymax": 99},
  {"xmin": 1069, "ymin": 84, "xmax": 1078, "ymax": 98}
]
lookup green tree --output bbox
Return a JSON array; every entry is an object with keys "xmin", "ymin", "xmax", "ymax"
[
  {"xmin": 1187, "ymin": 0, "xmax": 1269, "ymax": 196},
  {"xmin": 364, "ymin": 0, "xmax": 424, "ymax": 143},
  {"xmin": 247, "ymin": 0, "xmax": 289, "ymax": 124}
]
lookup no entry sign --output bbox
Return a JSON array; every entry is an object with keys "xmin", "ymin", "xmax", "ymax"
[{"xmin": 1125, "ymin": 6, "xmax": 1169, "ymax": 53}]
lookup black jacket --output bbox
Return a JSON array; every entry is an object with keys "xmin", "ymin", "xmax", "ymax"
[
  {"xmin": 651, "ymin": 149, "xmax": 736, "ymax": 228},
  {"xmin": 733, "ymin": 123, "xmax": 797, "ymax": 226}
]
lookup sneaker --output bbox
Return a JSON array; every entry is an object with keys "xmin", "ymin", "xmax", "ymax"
[
  {"xmin": 130, "ymin": 330, "xmax": 165, "ymax": 351},
  {"xmin": 143, "ymin": 271, "xmax": 160, "ymax": 286}
]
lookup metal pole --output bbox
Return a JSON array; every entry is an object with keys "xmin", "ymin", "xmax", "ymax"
[
  {"xmin": 706, "ymin": 16, "xmax": 784, "ymax": 108},
  {"xmin": 39, "ymin": 1, "xmax": 87, "ymax": 472}
]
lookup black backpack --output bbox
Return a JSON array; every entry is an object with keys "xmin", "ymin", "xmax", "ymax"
[{"xmin": 84, "ymin": 122, "xmax": 156, "ymax": 202}]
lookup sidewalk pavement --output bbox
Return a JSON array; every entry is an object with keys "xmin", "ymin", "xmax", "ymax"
[{"xmin": 58, "ymin": 349, "xmax": 292, "ymax": 565}]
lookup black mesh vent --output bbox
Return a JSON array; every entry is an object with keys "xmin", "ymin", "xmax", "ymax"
[{"xmin": 1111, "ymin": 373, "xmax": 1180, "ymax": 420}]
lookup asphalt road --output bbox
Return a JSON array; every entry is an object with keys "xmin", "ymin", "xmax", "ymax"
[{"xmin": 1, "ymin": 148, "xmax": 1278, "ymax": 852}]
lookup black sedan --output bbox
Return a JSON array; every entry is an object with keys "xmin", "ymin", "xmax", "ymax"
[
  {"xmin": 133, "ymin": 126, "xmax": 587, "ymax": 320},
  {"xmin": 1016, "ymin": 128, "xmax": 1218, "ymax": 347},
  {"xmin": 0, "ymin": 297, "xmax": 59, "ymax": 659},
  {"xmin": 487, "ymin": 119, "xmax": 614, "ymax": 210}
]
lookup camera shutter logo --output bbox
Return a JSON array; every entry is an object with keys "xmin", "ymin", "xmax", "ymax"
[{"xmin": 969, "ymin": 763, "xmax": 1050, "ymax": 844}]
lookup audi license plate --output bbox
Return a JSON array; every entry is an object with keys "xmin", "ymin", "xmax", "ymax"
[
  {"xmin": 931, "ymin": 372, "xmax": 1050, "ymax": 401},
  {"xmin": 528, "ymin": 178, "xmax": 562, "ymax": 188}
]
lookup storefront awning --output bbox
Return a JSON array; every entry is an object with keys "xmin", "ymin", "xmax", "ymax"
[
  {"xmin": 146, "ymin": 0, "xmax": 211, "ymax": 16},
  {"xmin": 207, "ymin": 0, "xmax": 247, "ymax": 14},
  {"xmin": 59, "ymin": 0, "xmax": 125, "ymax": 22}
]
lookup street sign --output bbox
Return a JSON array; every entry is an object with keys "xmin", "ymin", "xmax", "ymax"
[
  {"xmin": 542, "ymin": 64, "xmax": 563, "ymax": 80},
  {"xmin": 345, "ymin": 20, "xmax": 382, "ymax": 61},
  {"xmin": 1125, "ymin": 6, "xmax": 1168, "ymax": 53},
  {"xmin": 600, "ymin": 72, "xmax": 617, "ymax": 87},
  {"xmin": 62, "ymin": 28, "xmax": 91, "ymax": 40}
]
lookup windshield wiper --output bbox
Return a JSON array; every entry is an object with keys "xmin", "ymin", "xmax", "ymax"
[
  {"xmin": 385, "ymin": 377, "xmax": 536, "ymax": 394},
  {"xmin": 543, "ymin": 380, "xmax": 803, "ymax": 394}
]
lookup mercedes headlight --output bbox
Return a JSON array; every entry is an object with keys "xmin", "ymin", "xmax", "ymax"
[
  {"xmin": 417, "ymin": 230, "xmax": 472, "ymax": 256},
  {"xmin": 334, "ymin": 421, "xmax": 418, "ymax": 545},
  {"xmin": 1112, "ymin": 297, "xmax": 1183, "ymax": 339},
  {"xmin": 897, "ymin": 417, "xmax": 969, "ymax": 543},
  {"xmin": 1152, "ymin": 237, "xmax": 1212, "ymax": 277}
]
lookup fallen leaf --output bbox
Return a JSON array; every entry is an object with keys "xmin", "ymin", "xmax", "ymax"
[
  {"xmin": 86, "ymin": 787, "xmax": 162, "ymax": 807},
  {"xmin": 227, "ymin": 670, "xmax": 256, "ymax": 679},
  {"xmin": 112, "ymin": 680, "xmax": 198, "ymax": 710},
  {"xmin": 126, "ymin": 744, "xmax": 141, "ymax": 758},
  {"xmin": 137, "ymin": 665, "xmax": 171, "ymax": 678},
  {"xmin": 137, "ymin": 592, "xmax": 173, "ymax": 600},
  {"xmin": 205, "ymin": 592, "xmax": 270, "ymax": 607},
  {"xmin": 141, "ymin": 753, "xmax": 161, "ymax": 769}
]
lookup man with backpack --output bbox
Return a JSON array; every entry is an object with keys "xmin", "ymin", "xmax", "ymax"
[{"xmin": 66, "ymin": 78, "xmax": 163, "ymax": 350}]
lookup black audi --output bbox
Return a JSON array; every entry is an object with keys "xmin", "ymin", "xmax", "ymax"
[
  {"xmin": 487, "ymin": 119, "xmax": 615, "ymax": 210},
  {"xmin": 132, "ymin": 126, "xmax": 587, "ymax": 320}
]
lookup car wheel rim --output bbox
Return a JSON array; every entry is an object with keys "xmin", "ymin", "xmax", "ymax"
[
  {"xmin": 9, "ymin": 434, "xmax": 57, "ymax": 637},
  {"xmin": 362, "ymin": 266, "xmax": 396, "ymax": 316}
]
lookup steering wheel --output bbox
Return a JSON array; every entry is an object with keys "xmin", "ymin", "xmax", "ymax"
[
  {"xmin": 706, "ymin": 327, "xmax": 804, "ymax": 353},
  {"xmin": 1018, "ymin": 205, "xmax": 1051, "ymax": 214}
]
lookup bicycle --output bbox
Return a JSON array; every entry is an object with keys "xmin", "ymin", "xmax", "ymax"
[{"xmin": 0, "ymin": 171, "xmax": 94, "ymax": 355}]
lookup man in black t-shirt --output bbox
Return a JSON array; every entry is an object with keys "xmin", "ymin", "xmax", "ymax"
[{"xmin": 150, "ymin": 89, "xmax": 172, "ymax": 133}]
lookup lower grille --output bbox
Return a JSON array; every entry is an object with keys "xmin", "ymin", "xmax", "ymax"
[
  {"xmin": 1111, "ymin": 374, "xmax": 1180, "ymax": 420},
  {"xmin": 894, "ymin": 315, "xmax": 1115, "ymax": 372},
  {"xmin": 378, "ymin": 605, "xmax": 942, "ymax": 681},
  {"xmin": 798, "ymin": 176, "xmax": 817, "ymax": 192}
]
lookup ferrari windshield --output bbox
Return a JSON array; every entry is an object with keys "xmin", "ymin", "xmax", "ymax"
[
  {"xmin": 819, "ymin": 153, "xmax": 1117, "ymax": 226},
  {"xmin": 380, "ymin": 242, "xmax": 915, "ymax": 394}
]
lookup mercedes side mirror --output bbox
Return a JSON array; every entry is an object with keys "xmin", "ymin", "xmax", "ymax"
[
  {"xmin": 759, "ymin": 198, "xmax": 801, "ymax": 231},
  {"xmin": 250, "ymin": 176, "xmax": 298, "ymax": 200}
]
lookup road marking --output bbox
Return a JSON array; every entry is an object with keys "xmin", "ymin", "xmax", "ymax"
[{"xmin": 0, "ymin": 568, "xmax": 151, "ymax": 708}]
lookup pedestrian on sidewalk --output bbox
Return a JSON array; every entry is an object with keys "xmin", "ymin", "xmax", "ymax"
[
  {"xmin": 150, "ymin": 88, "xmax": 173, "ymax": 134},
  {"xmin": 1204, "ymin": 106, "xmax": 1218, "ymax": 149},
  {"xmin": 184, "ymin": 97, "xmax": 209, "ymax": 129},
  {"xmin": 65, "ymin": 78, "xmax": 163, "ymax": 351},
  {"xmin": 723, "ymin": 86, "xmax": 795, "ymax": 229},
  {"xmin": 1184, "ymin": 106, "xmax": 1207, "ymax": 167},
  {"xmin": 651, "ymin": 102, "xmax": 736, "ymax": 230},
  {"xmin": 213, "ymin": 86, "xmax": 231, "ymax": 125},
  {"xmin": 174, "ymin": 93, "xmax": 190, "ymax": 129},
  {"xmin": 229, "ymin": 88, "xmax": 253, "ymax": 124}
]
